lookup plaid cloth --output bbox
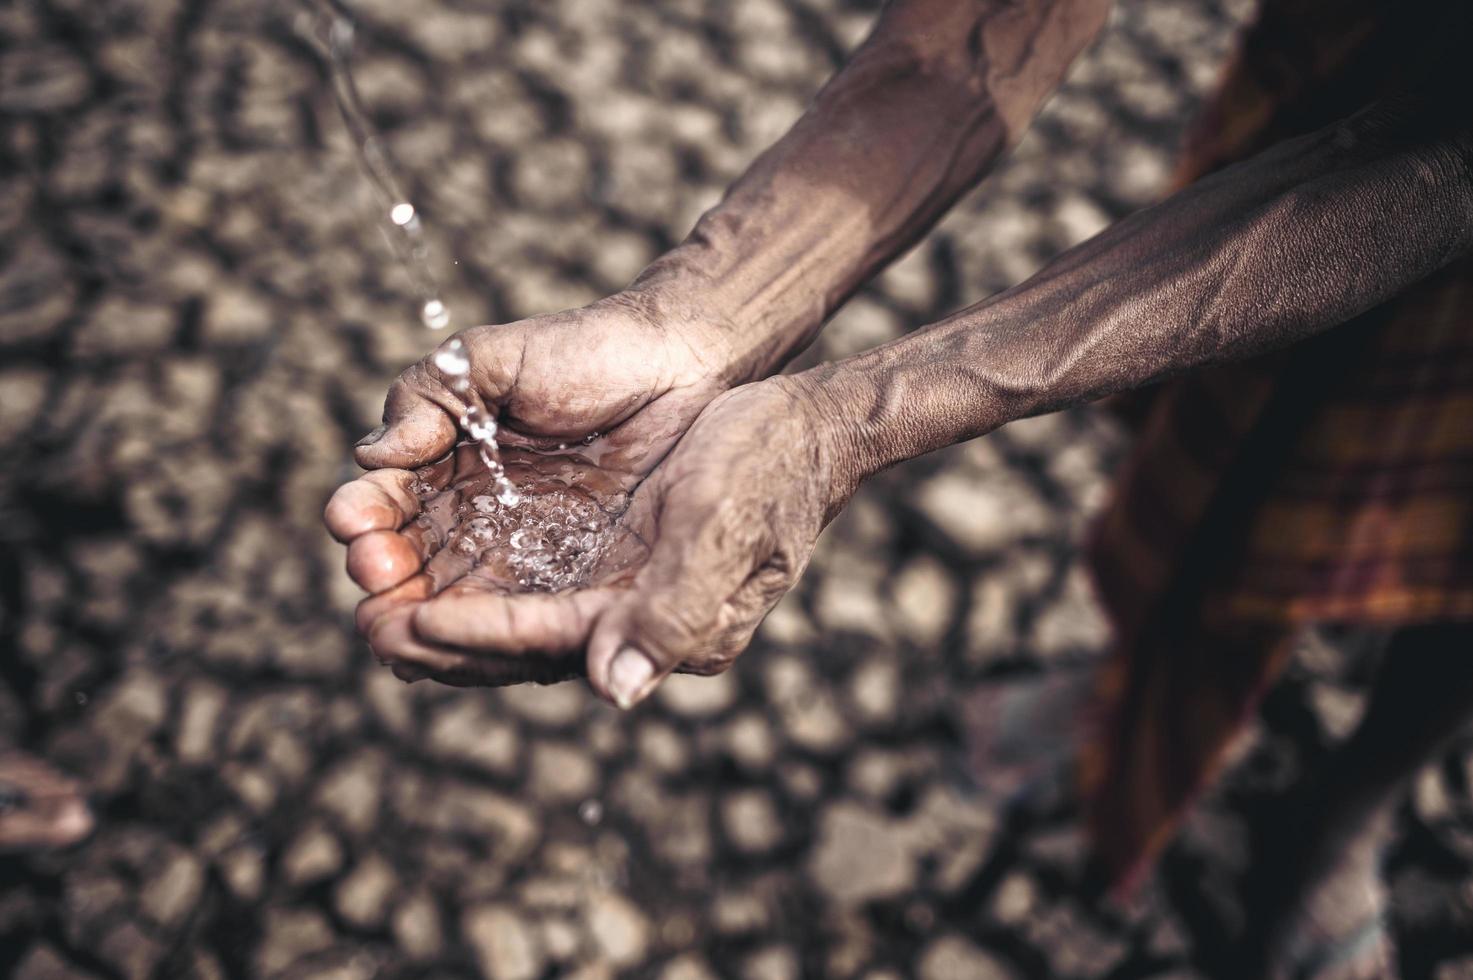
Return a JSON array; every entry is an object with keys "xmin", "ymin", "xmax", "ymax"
[{"xmin": 1081, "ymin": 0, "xmax": 1473, "ymax": 887}]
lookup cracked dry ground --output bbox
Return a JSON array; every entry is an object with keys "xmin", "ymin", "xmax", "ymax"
[{"xmin": 2, "ymin": 0, "xmax": 1472, "ymax": 977}]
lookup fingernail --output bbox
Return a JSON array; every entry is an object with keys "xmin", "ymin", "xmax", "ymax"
[
  {"xmin": 356, "ymin": 425, "xmax": 388, "ymax": 448},
  {"xmin": 608, "ymin": 646, "xmax": 656, "ymax": 710}
]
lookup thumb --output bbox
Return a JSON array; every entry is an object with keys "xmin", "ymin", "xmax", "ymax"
[
  {"xmin": 355, "ymin": 370, "xmax": 459, "ymax": 469},
  {"xmin": 587, "ymin": 492, "xmax": 766, "ymax": 709}
]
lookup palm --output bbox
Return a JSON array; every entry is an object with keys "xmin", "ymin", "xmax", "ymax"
[
  {"xmin": 340, "ymin": 443, "xmax": 657, "ymax": 688},
  {"xmin": 333, "ymin": 296, "xmax": 741, "ymax": 688},
  {"xmin": 410, "ymin": 443, "xmax": 650, "ymax": 598},
  {"xmin": 338, "ymin": 380, "xmax": 830, "ymax": 694}
]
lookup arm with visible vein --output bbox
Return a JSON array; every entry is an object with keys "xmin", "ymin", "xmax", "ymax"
[
  {"xmin": 796, "ymin": 90, "xmax": 1473, "ymax": 489},
  {"xmin": 631, "ymin": 0, "xmax": 1113, "ymax": 384}
]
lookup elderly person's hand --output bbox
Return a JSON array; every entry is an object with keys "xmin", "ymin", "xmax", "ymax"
[
  {"xmin": 363, "ymin": 375, "xmax": 854, "ymax": 705},
  {"xmin": 325, "ymin": 0, "xmax": 1115, "ymax": 685},
  {"xmin": 365, "ymin": 82, "xmax": 1473, "ymax": 703},
  {"xmin": 324, "ymin": 289, "xmax": 737, "ymax": 669}
]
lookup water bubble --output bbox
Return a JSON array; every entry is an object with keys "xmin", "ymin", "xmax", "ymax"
[
  {"xmin": 389, "ymin": 202, "xmax": 416, "ymax": 226},
  {"xmin": 452, "ymin": 536, "xmax": 477, "ymax": 556},
  {"xmin": 421, "ymin": 299, "xmax": 451, "ymax": 331},
  {"xmin": 509, "ymin": 529, "xmax": 534, "ymax": 550},
  {"xmin": 496, "ymin": 479, "xmax": 521, "ymax": 508},
  {"xmin": 472, "ymin": 495, "xmax": 495, "ymax": 514},
  {"xmin": 434, "ymin": 341, "xmax": 469, "ymax": 376},
  {"xmin": 578, "ymin": 799, "xmax": 604, "ymax": 826}
]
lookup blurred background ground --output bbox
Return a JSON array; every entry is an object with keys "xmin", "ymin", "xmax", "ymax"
[{"xmin": 2, "ymin": 0, "xmax": 1472, "ymax": 977}]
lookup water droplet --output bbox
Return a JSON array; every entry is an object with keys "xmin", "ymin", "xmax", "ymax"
[
  {"xmin": 496, "ymin": 479, "xmax": 521, "ymax": 508},
  {"xmin": 329, "ymin": 17, "xmax": 354, "ymax": 50},
  {"xmin": 421, "ymin": 299, "xmax": 451, "ymax": 331},
  {"xmin": 452, "ymin": 376, "xmax": 471, "ymax": 393},
  {"xmin": 578, "ymin": 799, "xmax": 604, "ymax": 826},
  {"xmin": 478, "ymin": 444, "xmax": 503, "ymax": 476},
  {"xmin": 467, "ymin": 417, "xmax": 497, "ymax": 443},
  {"xmin": 389, "ymin": 202, "xmax": 416, "ymax": 226},
  {"xmin": 433, "ymin": 342, "xmax": 470, "ymax": 376},
  {"xmin": 582, "ymin": 432, "xmax": 599, "ymax": 445}
]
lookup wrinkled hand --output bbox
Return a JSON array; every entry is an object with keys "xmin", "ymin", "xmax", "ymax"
[
  {"xmin": 352, "ymin": 376, "xmax": 853, "ymax": 706},
  {"xmin": 327, "ymin": 292, "xmax": 738, "ymax": 674},
  {"xmin": 329, "ymin": 438, "xmax": 656, "ymax": 686},
  {"xmin": 349, "ymin": 292, "xmax": 733, "ymax": 477}
]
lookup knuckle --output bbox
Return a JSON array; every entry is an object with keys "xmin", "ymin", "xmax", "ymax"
[{"xmin": 637, "ymin": 589, "xmax": 712, "ymax": 651}]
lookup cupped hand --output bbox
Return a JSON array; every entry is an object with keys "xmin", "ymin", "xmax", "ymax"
[
  {"xmin": 328, "ymin": 290, "xmax": 741, "ymax": 665},
  {"xmin": 353, "ymin": 375, "xmax": 857, "ymax": 706},
  {"xmin": 327, "ymin": 441, "xmax": 654, "ymax": 687},
  {"xmin": 350, "ymin": 291, "xmax": 736, "ymax": 479}
]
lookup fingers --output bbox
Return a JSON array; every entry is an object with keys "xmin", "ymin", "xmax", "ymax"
[
  {"xmin": 586, "ymin": 487, "xmax": 771, "ymax": 709},
  {"xmin": 355, "ymin": 327, "xmax": 526, "ymax": 470},
  {"xmin": 413, "ymin": 587, "xmax": 619, "ymax": 653},
  {"xmin": 367, "ymin": 603, "xmax": 584, "ymax": 688},
  {"xmin": 346, "ymin": 530, "xmax": 426, "ymax": 594},
  {"xmin": 354, "ymin": 364, "xmax": 461, "ymax": 470},
  {"xmin": 357, "ymin": 574, "xmax": 604, "ymax": 688},
  {"xmin": 368, "ymin": 606, "xmax": 482, "ymax": 676},
  {"xmin": 324, "ymin": 470, "xmax": 423, "ymax": 542}
]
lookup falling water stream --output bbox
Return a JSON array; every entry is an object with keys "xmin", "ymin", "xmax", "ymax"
[{"xmin": 304, "ymin": 0, "xmax": 640, "ymax": 595}]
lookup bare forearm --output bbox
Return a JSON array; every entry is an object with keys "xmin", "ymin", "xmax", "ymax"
[
  {"xmin": 630, "ymin": 0, "xmax": 1110, "ymax": 384},
  {"xmin": 801, "ymin": 99, "xmax": 1473, "ymax": 489}
]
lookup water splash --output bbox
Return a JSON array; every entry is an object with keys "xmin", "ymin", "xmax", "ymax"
[
  {"xmin": 420, "ymin": 474, "xmax": 640, "ymax": 593},
  {"xmin": 432, "ymin": 337, "xmax": 519, "ymax": 509}
]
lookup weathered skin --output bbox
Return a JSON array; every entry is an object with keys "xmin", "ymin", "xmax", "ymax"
[
  {"xmin": 329, "ymin": 0, "xmax": 1472, "ymax": 710},
  {"xmin": 332, "ymin": 0, "xmax": 1111, "ymax": 695}
]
